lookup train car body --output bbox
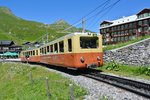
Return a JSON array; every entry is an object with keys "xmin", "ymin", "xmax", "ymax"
[
  {"xmin": 20, "ymin": 48, "xmax": 40, "ymax": 63},
  {"xmin": 20, "ymin": 32, "xmax": 103, "ymax": 69}
]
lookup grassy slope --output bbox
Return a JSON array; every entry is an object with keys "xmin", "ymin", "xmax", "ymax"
[
  {"xmin": 98, "ymin": 62, "xmax": 150, "ymax": 80},
  {"xmin": 0, "ymin": 7, "xmax": 93, "ymax": 44},
  {"xmin": 0, "ymin": 7, "xmax": 66, "ymax": 44},
  {"xmin": 0, "ymin": 62, "xmax": 87, "ymax": 100},
  {"xmin": 104, "ymin": 35, "xmax": 150, "ymax": 51}
]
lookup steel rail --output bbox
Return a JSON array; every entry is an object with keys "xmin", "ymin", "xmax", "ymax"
[{"xmin": 83, "ymin": 72, "xmax": 150, "ymax": 98}]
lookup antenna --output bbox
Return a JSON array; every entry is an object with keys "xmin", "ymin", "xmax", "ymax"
[{"xmin": 82, "ymin": 18, "xmax": 85, "ymax": 33}]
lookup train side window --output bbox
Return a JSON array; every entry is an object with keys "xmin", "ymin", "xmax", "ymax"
[
  {"xmin": 68, "ymin": 39, "xmax": 72, "ymax": 52},
  {"xmin": 29, "ymin": 51, "xmax": 30, "ymax": 56},
  {"xmin": 59, "ymin": 41, "xmax": 64, "ymax": 52},
  {"xmin": 50, "ymin": 45, "xmax": 53, "ymax": 53},
  {"xmin": 40, "ymin": 49, "xmax": 42, "ymax": 54},
  {"xmin": 42, "ymin": 48, "xmax": 44, "ymax": 54},
  {"xmin": 33, "ymin": 51, "xmax": 35, "ymax": 55},
  {"xmin": 54, "ymin": 43, "xmax": 58, "ymax": 53},
  {"xmin": 44, "ymin": 47, "xmax": 46, "ymax": 54},
  {"xmin": 47, "ymin": 46, "xmax": 50, "ymax": 53},
  {"xmin": 36, "ymin": 50, "xmax": 38, "ymax": 55}
]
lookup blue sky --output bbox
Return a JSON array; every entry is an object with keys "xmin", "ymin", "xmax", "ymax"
[{"xmin": 0, "ymin": 0, "xmax": 150, "ymax": 32}]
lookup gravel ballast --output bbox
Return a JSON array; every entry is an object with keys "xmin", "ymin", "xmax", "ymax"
[{"xmin": 44, "ymin": 67, "xmax": 149, "ymax": 100}]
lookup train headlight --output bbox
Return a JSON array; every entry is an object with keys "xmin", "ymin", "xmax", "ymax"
[
  {"xmin": 97, "ymin": 56, "xmax": 101, "ymax": 61},
  {"xmin": 80, "ymin": 57, "xmax": 85, "ymax": 63}
]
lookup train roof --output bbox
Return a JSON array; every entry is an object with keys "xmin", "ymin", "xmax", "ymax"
[
  {"xmin": 21, "ymin": 32, "xmax": 101, "ymax": 51},
  {"xmin": 40, "ymin": 32, "xmax": 100, "ymax": 48}
]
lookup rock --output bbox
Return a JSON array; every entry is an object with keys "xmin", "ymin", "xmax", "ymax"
[{"xmin": 104, "ymin": 38, "xmax": 150, "ymax": 67}]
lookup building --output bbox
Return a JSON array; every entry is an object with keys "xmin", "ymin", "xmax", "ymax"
[
  {"xmin": 100, "ymin": 8, "xmax": 150, "ymax": 45},
  {"xmin": 0, "ymin": 40, "xmax": 22, "ymax": 54}
]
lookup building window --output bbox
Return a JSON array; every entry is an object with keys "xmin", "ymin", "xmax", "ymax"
[
  {"xmin": 129, "ymin": 29, "xmax": 133, "ymax": 34},
  {"xmin": 125, "ymin": 36, "xmax": 128, "ymax": 41},
  {"xmin": 125, "ymin": 24, "xmax": 128, "ymax": 29},
  {"xmin": 138, "ymin": 21, "xmax": 142, "ymax": 26},
  {"xmin": 121, "ymin": 25, "xmax": 124, "ymax": 30},
  {"xmin": 100, "ymin": 29, "xmax": 104, "ymax": 33},
  {"xmin": 117, "ymin": 26, "xmax": 120, "ymax": 30},
  {"xmin": 129, "ymin": 23, "xmax": 133, "ymax": 28},
  {"xmin": 144, "ymin": 20, "xmax": 148, "ymax": 25},
  {"xmin": 121, "ymin": 37, "xmax": 124, "ymax": 41},
  {"xmin": 133, "ymin": 22, "xmax": 136, "ymax": 28},
  {"xmin": 144, "ymin": 13, "xmax": 148, "ymax": 17},
  {"xmin": 144, "ymin": 27, "xmax": 148, "ymax": 31},
  {"xmin": 121, "ymin": 31, "xmax": 124, "ymax": 35},
  {"xmin": 106, "ymin": 28, "xmax": 109, "ymax": 32}
]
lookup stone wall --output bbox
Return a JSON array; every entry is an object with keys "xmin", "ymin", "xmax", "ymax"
[{"xmin": 104, "ymin": 38, "xmax": 150, "ymax": 66}]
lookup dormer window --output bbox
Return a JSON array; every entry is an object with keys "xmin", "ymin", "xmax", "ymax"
[
  {"xmin": 137, "ymin": 9, "xmax": 150, "ymax": 19},
  {"xmin": 100, "ymin": 21, "xmax": 113, "ymax": 27}
]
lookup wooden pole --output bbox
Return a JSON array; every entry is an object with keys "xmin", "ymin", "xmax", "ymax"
[
  {"xmin": 29, "ymin": 70, "xmax": 33, "ymax": 83},
  {"xmin": 82, "ymin": 18, "xmax": 85, "ymax": 33},
  {"xmin": 46, "ymin": 77, "xmax": 51, "ymax": 100},
  {"xmin": 70, "ymin": 84, "xmax": 74, "ymax": 100}
]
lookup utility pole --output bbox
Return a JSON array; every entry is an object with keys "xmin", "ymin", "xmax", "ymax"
[
  {"xmin": 82, "ymin": 18, "xmax": 85, "ymax": 33},
  {"xmin": 46, "ymin": 33, "xmax": 49, "ymax": 43},
  {"xmin": 46, "ymin": 24, "xmax": 49, "ymax": 43}
]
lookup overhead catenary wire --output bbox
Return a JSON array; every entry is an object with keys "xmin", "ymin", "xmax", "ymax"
[
  {"xmin": 87, "ymin": 0, "xmax": 121, "ymax": 29},
  {"xmin": 62, "ymin": 0, "xmax": 111, "ymax": 32},
  {"xmin": 31, "ymin": 0, "xmax": 121, "ymax": 45},
  {"xmin": 62, "ymin": 0, "xmax": 121, "ymax": 32},
  {"xmin": 32, "ymin": 0, "xmax": 111, "ymax": 43},
  {"xmin": 86, "ymin": 0, "xmax": 112, "ymax": 28}
]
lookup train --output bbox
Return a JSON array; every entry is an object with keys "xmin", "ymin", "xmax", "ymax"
[{"xmin": 20, "ymin": 32, "xmax": 103, "ymax": 69}]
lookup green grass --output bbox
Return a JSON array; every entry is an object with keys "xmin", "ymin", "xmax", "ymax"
[
  {"xmin": 0, "ymin": 7, "xmax": 67, "ymax": 44},
  {"xmin": 0, "ymin": 62, "xmax": 87, "ymax": 100},
  {"xmin": 98, "ymin": 62, "xmax": 150, "ymax": 80},
  {"xmin": 104, "ymin": 35, "xmax": 150, "ymax": 51}
]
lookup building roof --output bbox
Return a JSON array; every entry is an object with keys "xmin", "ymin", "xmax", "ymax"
[
  {"xmin": 137, "ymin": 8, "xmax": 150, "ymax": 15},
  {"xmin": 100, "ymin": 8, "xmax": 150, "ymax": 29},
  {"xmin": 100, "ymin": 20, "xmax": 113, "ymax": 25},
  {"xmin": 0, "ymin": 40, "xmax": 14, "ymax": 46},
  {"xmin": 100, "ymin": 15, "xmax": 137, "ymax": 29},
  {"xmin": 22, "ymin": 42, "xmax": 31, "ymax": 45},
  {"xmin": 110, "ymin": 15, "xmax": 137, "ymax": 26},
  {"xmin": 9, "ymin": 44, "xmax": 22, "ymax": 48}
]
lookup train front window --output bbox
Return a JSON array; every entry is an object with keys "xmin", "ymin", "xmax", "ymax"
[{"xmin": 80, "ymin": 37, "xmax": 99, "ymax": 49}]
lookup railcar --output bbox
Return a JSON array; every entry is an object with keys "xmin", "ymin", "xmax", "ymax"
[
  {"xmin": 20, "ymin": 48, "xmax": 40, "ymax": 63},
  {"xmin": 20, "ymin": 32, "xmax": 103, "ymax": 69}
]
